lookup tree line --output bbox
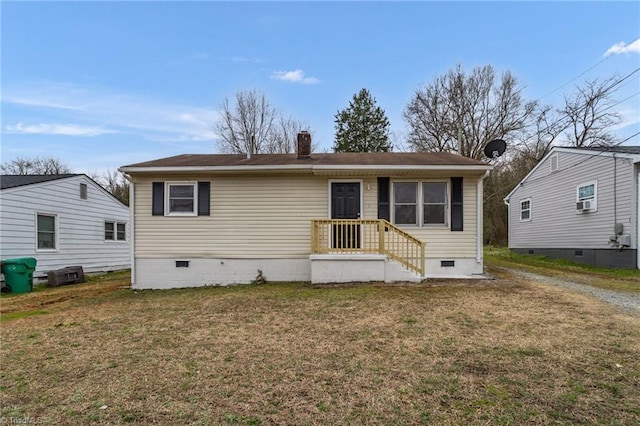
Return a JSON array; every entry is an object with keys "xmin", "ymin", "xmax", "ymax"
[{"xmin": 1, "ymin": 64, "xmax": 625, "ymax": 242}]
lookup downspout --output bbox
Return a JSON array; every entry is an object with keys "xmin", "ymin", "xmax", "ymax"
[
  {"xmin": 477, "ymin": 170, "xmax": 490, "ymax": 264},
  {"xmin": 122, "ymin": 172, "xmax": 135, "ymax": 286}
]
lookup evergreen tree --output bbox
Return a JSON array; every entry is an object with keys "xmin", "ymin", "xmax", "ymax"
[{"xmin": 333, "ymin": 88, "xmax": 392, "ymax": 152}]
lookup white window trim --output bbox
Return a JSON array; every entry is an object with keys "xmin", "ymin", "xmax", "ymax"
[
  {"xmin": 422, "ymin": 181, "xmax": 449, "ymax": 226},
  {"xmin": 550, "ymin": 154, "xmax": 558, "ymax": 173},
  {"xmin": 391, "ymin": 180, "xmax": 449, "ymax": 228},
  {"xmin": 165, "ymin": 181, "xmax": 198, "ymax": 216},
  {"xmin": 520, "ymin": 198, "xmax": 532, "ymax": 222},
  {"xmin": 576, "ymin": 180, "xmax": 597, "ymax": 213},
  {"xmin": 104, "ymin": 220, "xmax": 127, "ymax": 242},
  {"xmin": 392, "ymin": 181, "xmax": 419, "ymax": 226},
  {"xmin": 35, "ymin": 212, "xmax": 59, "ymax": 252}
]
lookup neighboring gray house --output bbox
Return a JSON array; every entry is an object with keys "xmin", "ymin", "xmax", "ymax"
[
  {"xmin": 504, "ymin": 146, "xmax": 640, "ymax": 270},
  {"xmin": 0, "ymin": 174, "xmax": 130, "ymax": 281}
]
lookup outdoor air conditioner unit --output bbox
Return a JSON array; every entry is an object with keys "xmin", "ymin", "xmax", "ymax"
[{"xmin": 576, "ymin": 200, "xmax": 594, "ymax": 211}]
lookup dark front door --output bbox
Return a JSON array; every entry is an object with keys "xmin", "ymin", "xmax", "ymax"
[{"xmin": 331, "ymin": 182, "xmax": 361, "ymax": 249}]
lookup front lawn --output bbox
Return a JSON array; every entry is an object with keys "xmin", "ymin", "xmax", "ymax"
[{"xmin": 1, "ymin": 272, "xmax": 639, "ymax": 424}]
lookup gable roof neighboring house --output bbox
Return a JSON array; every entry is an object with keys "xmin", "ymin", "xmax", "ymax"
[
  {"xmin": 504, "ymin": 145, "xmax": 640, "ymax": 270},
  {"xmin": 0, "ymin": 174, "xmax": 131, "ymax": 281},
  {"xmin": 120, "ymin": 135, "xmax": 493, "ymax": 290},
  {"xmin": 0, "ymin": 174, "xmax": 82, "ymax": 190}
]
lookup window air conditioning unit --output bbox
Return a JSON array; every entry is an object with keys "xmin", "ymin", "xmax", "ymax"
[{"xmin": 576, "ymin": 200, "xmax": 594, "ymax": 211}]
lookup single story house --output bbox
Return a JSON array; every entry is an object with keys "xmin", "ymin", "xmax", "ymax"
[
  {"xmin": 120, "ymin": 132, "xmax": 492, "ymax": 289},
  {"xmin": 0, "ymin": 174, "xmax": 130, "ymax": 281},
  {"xmin": 504, "ymin": 146, "xmax": 640, "ymax": 269}
]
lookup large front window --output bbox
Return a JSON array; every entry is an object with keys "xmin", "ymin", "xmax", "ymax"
[
  {"xmin": 393, "ymin": 182, "xmax": 417, "ymax": 225},
  {"xmin": 37, "ymin": 213, "xmax": 56, "ymax": 250},
  {"xmin": 393, "ymin": 181, "xmax": 448, "ymax": 226},
  {"xmin": 167, "ymin": 183, "xmax": 197, "ymax": 215},
  {"xmin": 423, "ymin": 182, "xmax": 447, "ymax": 225}
]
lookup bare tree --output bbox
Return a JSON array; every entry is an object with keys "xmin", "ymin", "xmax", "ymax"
[
  {"xmin": 88, "ymin": 170, "xmax": 129, "ymax": 205},
  {"xmin": 0, "ymin": 156, "xmax": 72, "ymax": 175},
  {"xmin": 561, "ymin": 77, "xmax": 622, "ymax": 147},
  {"xmin": 215, "ymin": 90, "xmax": 276, "ymax": 154},
  {"xmin": 263, "ymin": 115, "xmax": 312, "ymax": 154},
  {"xmin": 403, "ymin": 64, "xmax": 537, "ymax": 160},
  {"xmin": 215, "ymin": 90, "xmax": 313, "ymax": 155}
]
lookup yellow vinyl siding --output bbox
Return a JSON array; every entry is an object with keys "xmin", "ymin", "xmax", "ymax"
[
  {"xmin": 135, "ymin": 174, "xmax": 326, "ymax": 258},
  {"xmin": 133, "ymin": 172, "xmax": 481, "ymax": 259}
]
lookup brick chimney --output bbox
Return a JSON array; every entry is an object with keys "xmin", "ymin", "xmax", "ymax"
[{"xmin": 297, "ymin": 131, "xmax": 312, "ymax": 159}]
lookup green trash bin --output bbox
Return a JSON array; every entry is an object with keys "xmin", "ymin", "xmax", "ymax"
[{"xmin": 1, "ymin": 258, "xmax": 37, "ymax": 293}]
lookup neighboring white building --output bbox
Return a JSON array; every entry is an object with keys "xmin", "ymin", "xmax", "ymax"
[
  {"xmin": 120, "ymin": 132, "xmax": 492, "ymax": 289},
  {"xmin": 504, "ymin": 146, "xmax": 640, "ymax": 270},
  {"xmin": 0, "ymin": 174, "xmax": 130, "ymax": 280}
]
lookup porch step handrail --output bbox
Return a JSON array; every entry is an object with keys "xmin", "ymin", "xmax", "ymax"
[{"xmin": 311, "ymin": 219, "xmax": 425, "ymax": 276}]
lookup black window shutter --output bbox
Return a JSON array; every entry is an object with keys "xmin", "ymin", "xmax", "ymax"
[
  {"xmin": 451, "ymin": 177, "xmax": 463, "ymax": 231},
  {"xmin": 198, "ymin": 182, "xmax": 210, "ymax": 216},
  {"xmin": 152, "ymin": 182, "xmax": 164, "ymax": 216},
  {"xmin": 377, "ymin": 177, "xmax": 390, "ymax": 221}
]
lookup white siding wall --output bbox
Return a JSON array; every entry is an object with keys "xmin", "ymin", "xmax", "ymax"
[
  {"xmin": 0, "ymin": 176, "xmax": 130, "ymax": 278},
  {"xmin": 508, "ymin": 152, "xmax": 637, "ymax": 249}
]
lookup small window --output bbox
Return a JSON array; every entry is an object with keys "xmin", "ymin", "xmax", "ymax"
[
  {"xmin": 520, "ymin": 199, "xmax": 531, "ymax": 221},
  {"xmin": 105, "ymin": 222, "xmax": 115, "ymax": 240},
  {"xmin": 441, "ymin": 260, "xmax": 455, "ymax": 268},
  {"xmin": 166, "ymin": 183, "xmax": 197, "ymax": 215},
  {"xmin": 37, "ymin": 213, "xmax": 56, "ymax": 250},
  {"xmin": 80, "ymin": 183, "xmax": 88, "ymax": 200},
  {"xmin": 576, "ymin": 181, "xmax": 597, "ymax": 211},
  {"xmin": 393, "ymin": 182, "xmax": 417, "ymax": 225},
  {"xmin": 116, "ymin": 223, "xmax": 126, "ymax": 241},
  {"xmin": 175, "ymin": 260, "xmax": 190, "ymax": 268},
  {"xmin": 105, "ymin": 221, "xmax": 126, "ymax": 241},
  {"xmin": 423, "ymin": 182, "xmax": 447, "ymax": 225},
  {"xmin": 550, "ymin": 154, "xmax": 558, "ymax": 173}
]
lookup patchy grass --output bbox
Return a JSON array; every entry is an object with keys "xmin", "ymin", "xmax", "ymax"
[
  {"xmin": 486, "ymin": 246, "xmax": 640, "ymax": 293},
  {"xmin": 1, "ymin": 271, "xmax": 639, "ymax": 425}
]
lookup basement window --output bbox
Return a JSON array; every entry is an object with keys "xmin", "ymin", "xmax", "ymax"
[
  {"xmin": 440, "ymin": 260, "xmax": 455, "ymax": 268},
  {"xmin": 175, "ymin": 260, "xmax": 190, "ymax": 268}
]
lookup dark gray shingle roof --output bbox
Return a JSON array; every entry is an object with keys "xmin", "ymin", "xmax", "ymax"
[
  {"xmin": 0, "ymin": 174, "xmax": 81, "ymax": 190},
  {"xmin": 122, "ymin": 152, "xmax": 488, "ymax": 169}
]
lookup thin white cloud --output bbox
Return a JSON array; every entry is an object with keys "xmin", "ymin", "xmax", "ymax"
[
  {"xmin": 2, "ymin": 82, "xmax": 218, "ymax": 142},
  {"xmin": 604, "ymin": 38, "xmax": 640, "ymax": 57},
  {"xmin": 3, "ymin": 96, "xmax": 85, "ymax": 111},
  {"xmin": 5, "ymin": 122, "xmax": 114, "ymax": 136},
  {"xmin": 271, "ymin": 69, "xmax": 320, "ymax": 85}
]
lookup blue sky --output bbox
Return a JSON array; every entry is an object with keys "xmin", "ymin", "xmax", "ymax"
[{"xmin": 2, "ymin": 1, "xmax": 639, "ymax": 174}]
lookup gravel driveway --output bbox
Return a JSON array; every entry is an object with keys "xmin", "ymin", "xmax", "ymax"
[{"xmin": 505, "ymin": 268, "xmax": 640, "ymax": 315}]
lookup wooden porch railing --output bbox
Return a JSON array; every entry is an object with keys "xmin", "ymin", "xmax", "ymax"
[{"xmin": 311, "ymin": 219, "xmax": 425, "ymax": 276}]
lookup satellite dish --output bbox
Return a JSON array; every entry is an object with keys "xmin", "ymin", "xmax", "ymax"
[{"xmin": 483, "ymin": 139, "xmax": 506, "ymax": 159}]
